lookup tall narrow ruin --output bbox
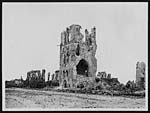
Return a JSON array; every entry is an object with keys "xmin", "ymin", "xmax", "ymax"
[
  {"xmin": 59, "ymin": 24, "xmax": 97, "ymax": 88},
  {"xmin": 136, "ymin": 62, "xmax": 145, "ymax": 89}
]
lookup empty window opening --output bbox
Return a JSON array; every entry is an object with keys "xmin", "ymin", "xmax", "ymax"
[
  {"xmin": 63, "ymin": 80, "xmax": 67, "ymax": 88},
  {"xmin": 76, "ymin": 59, "xmax": 89, "ymax": 77},
  {"xmin": 76, "ymin": 44, "xmax": 80, "ymax": 56}
]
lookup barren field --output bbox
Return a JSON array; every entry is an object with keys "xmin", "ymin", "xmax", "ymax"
[{"xmin": 5, "ymin": 88, "xmax": 145, "ymax": 109}]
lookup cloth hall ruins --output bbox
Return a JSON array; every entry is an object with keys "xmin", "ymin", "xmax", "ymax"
[{"xmin": 59, "ymin": 24, "xmax": 97, "ymax": 88}]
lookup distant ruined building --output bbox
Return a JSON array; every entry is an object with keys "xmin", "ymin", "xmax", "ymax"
[
  {"xmin": 26, "ymin": 69, "xmax": 46, "ymax": 82},
  {"xmin": 136, "ymin": 62, "xmax": 145, "ymax": 89},
  {"xmin": 25, "ymin": 69, "xmax": 46, "ymax": 88},
  {"xmin": 59, "ymin": 24, "xmax": 97, "ymax": 88}
]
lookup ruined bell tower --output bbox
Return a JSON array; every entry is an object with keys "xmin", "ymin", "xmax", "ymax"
[{"xmin": 59, "ymin": 24, "xmax": 97, "ymax": 88}]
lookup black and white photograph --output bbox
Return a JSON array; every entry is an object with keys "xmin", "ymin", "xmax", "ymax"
[{"xmin": 2, "ymin": 2, "xmax": 148, "ymax": 111}]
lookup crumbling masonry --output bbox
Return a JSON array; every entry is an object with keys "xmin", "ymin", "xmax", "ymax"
[
  {"xmin": 59, "ymin": 24, "xmax": 97, "ymax": 88},
  {"xmin": 136, "ymin": 62, "xmax": 145, "ymax": 89}
]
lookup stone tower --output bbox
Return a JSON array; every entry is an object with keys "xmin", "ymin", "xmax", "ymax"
[
  {"xmin": 59, "ymin": 24, "xmax": 97, "ymax": 88},
  {"xmin": 136, "ymin": 62, "xmax": 145, "ymax": 89}
]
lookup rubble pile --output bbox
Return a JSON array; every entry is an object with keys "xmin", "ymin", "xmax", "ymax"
[
  {"xmin": 72, "ymin": 71, "xmax": 145, "ymax": 97},
  {"xmin": 5, "ymin": 76, "xmax": 24, "ymax": 88}
]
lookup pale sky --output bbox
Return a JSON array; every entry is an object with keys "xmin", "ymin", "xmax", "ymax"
[{"xmin": 2, "ymin": 2, "xmax": 148, "ymax": 84}]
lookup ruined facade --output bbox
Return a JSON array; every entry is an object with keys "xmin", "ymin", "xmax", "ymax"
[
  {"xmin": 59, "ymin": 24, "xmax": 97, "ymax": 88},
  {"xmin": 136, "ymin": 62, "xmax": 145, "ymax": 89},
  {"xmin": 26, "ymin": 69, "xmax": 45, "ymax": 82}
]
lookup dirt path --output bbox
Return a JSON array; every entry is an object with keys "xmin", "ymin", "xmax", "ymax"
[{"xmin": 5, "ymin": 88, "xmax": 146, "ymax": 109}]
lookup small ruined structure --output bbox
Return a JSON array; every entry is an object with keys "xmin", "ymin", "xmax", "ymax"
[
  {"xmin": 59, "ymin": 24, "xmax": 97, "ymax": 88},
  {"xmin": 136, "ymin": 62, "xmax": 145, "ymax": 89},
  {"xmin": 96, "ymin": 72, "xmax": 119, "ymax": 84},
  {"xmin": 26, "ymin": 69, "xmax": 45, "ymax": 81},
  {"xmin": 25, "ymin": 69, "xmax": 46, "ymax": 88},
  {"xmin": 51, "ymin": 70, "xmax": 60, "ymax": 81},
  {"xmin": 97, "ymin": 71, "xmax": 111, "ymax": 79},
  {"xmin": 95, "ymin": 71, "xmax": 121, "ymax": 90}
]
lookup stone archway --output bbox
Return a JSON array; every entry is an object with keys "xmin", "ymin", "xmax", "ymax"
[{"xmin": 76, "ymin": 59, "xmax": 89, "ymax": 77}]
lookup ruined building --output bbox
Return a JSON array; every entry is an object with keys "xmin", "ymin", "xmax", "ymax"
[
  {"xmin": 25, "ymin": 69, "xmax": 46, "ymax": 88},
  {"xmin": 97, "ymin": 71, "xmax": 111, "ymax": 79},
  {"xmin": 26, "ymin": 69, "xmax": 46, "ymax": 82},
  {"xmin": 59, "ymin": 24, "xmax": 97, "ymax": 88},
  {"xmin": 96, "ymin": 71, "xmax": 120, "ymax": 88},
  {"xmin": 136, "ymin": 62, "xmax": 145, "ymax": 89}
]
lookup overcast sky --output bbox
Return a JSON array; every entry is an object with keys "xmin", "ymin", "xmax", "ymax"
[{"xmin": 2, "ymin": 2, "xmax": 148, "ymax": 84}]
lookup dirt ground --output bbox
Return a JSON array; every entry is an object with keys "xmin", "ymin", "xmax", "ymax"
[{"xmin": 5, "ymin": 88, "xmax": 146, "ymax": 109}]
